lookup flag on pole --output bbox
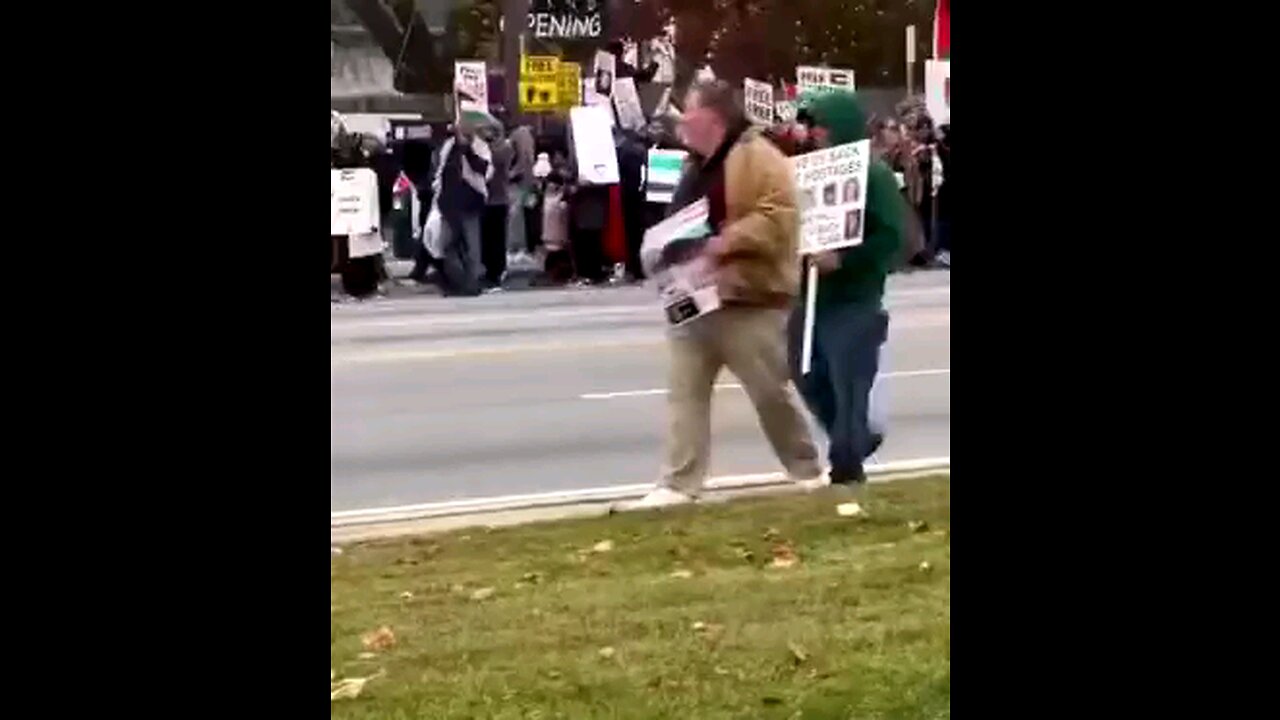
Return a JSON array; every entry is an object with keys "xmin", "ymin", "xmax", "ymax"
[{"xmin": 933, "ymin": 0, "xmax": 950, "ymax": 59}]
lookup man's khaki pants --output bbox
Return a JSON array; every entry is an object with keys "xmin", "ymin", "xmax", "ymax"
[{"xmin": 661, "ymin": 306, "xmax": 822, "ymax": 495}]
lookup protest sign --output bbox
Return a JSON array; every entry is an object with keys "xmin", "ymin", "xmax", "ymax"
[
  {"xmin": 519, "ymin": 55, "xmax": 560, "ymax": 113},
  {"xmin": 645, "ymin": 148, "xmax": 687, "ymax": 203},
  {"xmin": 454, "ymin": 60, "xmax": 488, "ymax": 114},
  {"xmin": 925, "ymin": 59, "xmax": 950, "ymax": 124},
  {"xmin": 744, "ymin": 78, "xmax": 775, "ymax": 125},
  {"xmin": 775, "ymin": 100, "xmax": 797, "ymax": 124},
  {"xmin": 558, "ymin": 61, "xmax": 581, "ymax": 110},
  {"xmin": 592, "ymin": 50, "xmax": 616, "ymax": 97},
  {"xmin": 569, "ymin": 105, "xmax": 620, "ymax": 185},
  {"xmin": 331, "ymin": 168, "xmax": 383, "ymax": 258},
  {"xmin": 640, "ymin": 198, "xmax": 722, "ymax": 326},
  {"xmin": 649, "ymin": 36, "xmax": 675, "ymax": 84},
  {"xmin": 790, "ymin": 140, "xmax": 870, "ymax": 254},
  {"xmin": 796, "ymin": 65, "xmax": 856, "ymax": 95},
  {"xmin": 612, "ymin": 77, "xmax": 646, "ymax": 130}
]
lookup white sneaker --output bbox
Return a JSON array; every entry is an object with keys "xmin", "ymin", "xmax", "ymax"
[
  {"xmin": 794, "ymin": 472, "xmax": 832, "ymax": 492},
  {"xmin": 616, "ymin": 487, "xmax": 695, "ymax": 512}
]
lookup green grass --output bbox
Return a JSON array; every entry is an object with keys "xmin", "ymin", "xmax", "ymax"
[{"xmin": 331, "ymin": 476, "xmax": 950, "ymax": 719}]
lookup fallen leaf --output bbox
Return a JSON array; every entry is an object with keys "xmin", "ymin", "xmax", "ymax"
[
  {"xmin": 763, "ymin": 527, "xmax": 782, "ymax": 541},
  {"xmin": 513, "ymin": 581, "xmax": 530, "ymax": 590},
  {"xmin": 592, "ymin": 540, "xmax": 615, "ymax": 553},
  {"xmin": 598, "ymin": 646, "xmax": 616, "ymax": 660},
  {"xmin": 545, "ymin": 669, "xmax": 562, "ymax": 679},
  {"xmin": 399, "ymin": 591, "xmax": 414, "ymax": 600},
  {"xmin": 836, "ymin": 501, "xmax": 866, "ymax": 517},
  {"xmin": 357, "ymin": 652, "xmax": 377, "ymax": 660},
  {"xmin": 450, "ymin": 584, "xmax": 467, "ymax": 594},
  {"xmin": 908, "ymin": 520, "xmax": 930, "ymax": 533},
  {"xmin": 470, "ymin": 587, "xmax": 496, "ymax": 601},
  {"xmin": 692, "ymin": 621, "xmax": 707, "ymax": 631},
  {"xmin": 714, "ymin": 666, "xmax": 731, "ymax": 676},
  {"xmin": 331, "ymin": 668, "xmax": 336, "ymax": 681},
  {"xmin": 736, "ymin": 548, "xmax": 756, "ymax": 562},
  {"xmin": 330, "ymin": 671, "xmax": 383, "ymax": 701},
  {"xmin": 669, "ymin": 569, "xmax": 694, "ymax": 579},
  {"xmin": 331, "ymin": 546, "xmax": 343, "ymax": 556},
  {"xmin": 360, "ymin": 626, "xmax": 396, "ymax": 652},
  {"xmin": 769, "ymin": 544, "xmax": 800, "ymax": 569},
  {"xmin": 788, "ymin": 641, "xmax": 809, "ymax": 664},
  {"xmin": 459, "ymin": 535, "xmax": 472, "ymax": 541},
  {"xmin": 522, "ymin": 572, "xmax": 543, "ymax": 584},
  {"xmin": 919, "ymin": 561, "xmax": 933, "ymax": 573}
]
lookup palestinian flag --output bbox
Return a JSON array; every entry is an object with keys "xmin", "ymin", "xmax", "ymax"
[{"xmin": 933, "ymin": 0, "xmax": 950, "ymax": 59}]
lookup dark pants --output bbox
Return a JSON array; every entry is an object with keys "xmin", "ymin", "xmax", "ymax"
[
  {"xmin": 481, "ymin": 204, "xmax": 508, "ymax": 285},
  {"xmin": 571, "ymin": 227, "xmax": 606, "ymax": 282},
  {"xmin": 622, "ymin": 192, "xmax": 646, "ymax": 279},
  {"xmin": 525, "ymin": 206, "xmax": 541, "ymax": 254},
  {"xmin": 789, "ymin": 302, "xmax": 889, "ymax": 483}
]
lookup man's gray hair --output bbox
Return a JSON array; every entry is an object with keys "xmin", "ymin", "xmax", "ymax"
[{"xmin": 685, "ymin": 79, "xmax": 746, "ymax": 128}]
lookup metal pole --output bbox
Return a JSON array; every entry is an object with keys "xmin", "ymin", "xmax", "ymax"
[
  {"xmin": 504, "ymin": 0, "xmax": 529, "ymax": 124},
  {"xmin": 905, "ymin": 25, "xmax": 916, "ymax": 97}
]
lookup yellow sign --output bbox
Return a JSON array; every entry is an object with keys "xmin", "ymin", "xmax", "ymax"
[
  {"xmin": 558, "ymin": 61, "xmax": 582, "ymax": 111},
  {"xmin": 520, "ymin": 55, "xmax": 560, "ymax": 112}
]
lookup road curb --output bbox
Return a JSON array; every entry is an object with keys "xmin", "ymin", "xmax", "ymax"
[{"xmin": 331, "ymin": 457, "xmax": 950, "ymax": 543}]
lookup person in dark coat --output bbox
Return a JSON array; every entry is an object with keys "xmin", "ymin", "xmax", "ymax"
[
  {"xmin": 331, "ymin": 133, "xmax": 384, "ymax": 299},
  {"xmin": 614, "ymin": 127, "xmax": 649, "ymax": 281}
]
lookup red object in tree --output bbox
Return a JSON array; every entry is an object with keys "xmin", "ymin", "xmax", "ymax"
[
  {"xmin": 933, "ymin": 0, "xmax": 950, "ymax": 59},
  {"xmin": 604, "ymin": 184, "xmax": 627, "ymax": 266}
]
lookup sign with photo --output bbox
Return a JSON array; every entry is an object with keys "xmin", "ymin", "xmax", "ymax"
[
  {"xmin": 789, "ymin": 140, "xmax": 871, "ymax": 254},
  {"xmin": 744, "ymin": 78, "xmax": 775, "ymax": 126},
  {"xmin": 519, "ymin": 55, "xmax": 561, "ymax": 112},
  {"xmin": 569, "ymin": 105, "xmax": 620, "ymax": 185},
  {"xmin": 925, "ymin": 59, "xmax": 950, "ymax": 125},
  {"xmin": 774, "ymin": 100, "xmax": 797, "ymax": 124},
  {"xmin": 528, "ymin": 0, "xmax": 606, "ymax": 40},
  {"xmin": 612, "ymin": 77, "xmax": 646, "ymax": 130},
  {"xmin": 645, "ymin": 148, "xmax": 687, "ymax": 203},
  {"xmin": 453, "ymin": 60, "xmax": 488, "ymax": 113},
  {"xmin": 796, "ymin": 65, "xmax": 856, "ymax": 96},
  {"xmin": 641, "ymin": 198, "xmax": 722, "ymax": 326},
  {"xmin": 592, "ymin": 50, "xmax": 616, "ymax": 97}
]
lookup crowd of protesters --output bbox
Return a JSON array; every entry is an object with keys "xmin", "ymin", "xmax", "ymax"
[{"xmin": 330, "ymin": 86, "xmax": 949, "ymax": 300}]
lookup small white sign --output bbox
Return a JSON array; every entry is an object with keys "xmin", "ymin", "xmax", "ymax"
[
  {"xmin": 612, "ymin": 77, "xmax": 646, "ymax": 130},
  {"xmin": 640, "ymin": 198, "xmax": 721, "ymax": 326},
  {"xmin": 569, "ymin": 105, "xmax": 621, "ymax": 185},
  {"xmin": 775, "ymin": 100, "xmax": 797, "ymax": 124},
  {"xmin": 592, "ymin": 50, "xmax": 616, "ymax": 97},
  {"xmin": 790, "ymin": 140, "xmax": 871, "ymax": 254},
  {"xmin": 454, "ymin": 60, "xmax": 488, "ymax": 113},
  {"xmin": 331, "ymin": 168, "xmax": 383, "ymax": 256},
  {"xmin": 925, "ymin": 59, "xmax": 950, "ymax": 125},
  {"xmin": 796, "ymin": 65, "xmax": 856, "ymax": 95},
  {"xmin": 744, "ymin": 78, "xmax": 775, "ymax": 126}
]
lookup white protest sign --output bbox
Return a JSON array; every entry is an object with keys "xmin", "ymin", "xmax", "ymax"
[
  {"xmin": 612, "ymin": 77, "xmax": 646, "ymax": 130},
  {"xmin": 649, "ymin": 37, "xmax": 675, "ymax": 84},
  {"xmin": 331, "ymin": 168, "xmax": 383, "ymax": 257},
  {"xmin": 796, "ymin": 65, "xmax": 856, "ymax": 95},
  {"xmin": 790, "ymin": 140, "xmax": 870, "ymax": 254},
  {"xmin": 454, "ymin": 60, "xmax": 488, "ymax": 113},
  {"xmin": 744, "ymin": 78, "xmax": 775, "ymax": 125},
  {"xmin": 640, "ymin": 198, "xmax": 721, "ymax": 326},
  {"xmin": 592, "ymin": 50, "xmax": 616, "ymax": 97},
  {"xmin": 645, "ymin": 148, "xmax": 687, "ymax": 203},
  {"xmin": 569, "ymin": 105, "xmax": 620, "ymax": 185},
  {"xmin": 775, "ymin": 100, "xmax": 797, "ymax": 124},
  {"xmin": 925, "ymin": 59, "xmax": 950, "ymax": 125}
]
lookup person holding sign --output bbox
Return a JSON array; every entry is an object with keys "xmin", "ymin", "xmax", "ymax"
[
  {"xmin": 789, "ymin": 91, "xmax": 907, "ymax": 489},
  {"xmin": 625, "ymin": 80, "xmax": 822, "ymax": 510}
]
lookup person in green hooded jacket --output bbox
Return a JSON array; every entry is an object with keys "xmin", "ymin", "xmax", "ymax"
[{"xmin": 790, "ymin": 90, "xmax": 907, "ymax": 488}]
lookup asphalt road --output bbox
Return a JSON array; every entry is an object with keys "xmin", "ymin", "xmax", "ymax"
[{"xmin": 331, "ymin": 272, "xmax": 950, "ymax": 512}]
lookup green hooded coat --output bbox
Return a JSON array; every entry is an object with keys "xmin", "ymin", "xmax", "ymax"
[{"xmin": 800, "ymin": 91, "xmax": 906, "ymax": 307}]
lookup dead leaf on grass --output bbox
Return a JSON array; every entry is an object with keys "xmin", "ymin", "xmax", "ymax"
[
  {"xmin": 360, "ymin": 626, "xmax": 396, "ymax": 652},
  {"xmin": 692, "ymin": 621, "xmax": 706, "ymax": 631},
  {"xmin": 330, "ymin": 670, "xmax": 384, "ymax": 701},
  {"xmin": 357, "ymin": 652, "xmax": 377, "ymax": 660},
  {"xmin": 592, "ymin": 540, "xmax": 615, "ymax": 553},
  {"xmin": 522, "ymin": 572, "xmax": 544, "ymax": 584},
  {"xmin": 598, "ymin": 646, "xmax": 616, "ymax": 660},
  {"xmin": 450, "ymin": 584, "xmax": 467, "ymax": 594},
  {"xmin": 918, "ymin": 561, "xmax": 933, "ymax": 573},
  {"xmin": 669, "ymin": 569, "xmax": 694, "ymax": 579},
  {"xmin": 470, "ymin": 587, "xmax": 496, "ymax": 601},
  {"xmin": 763, "ymin": 527, "xmax": 782, "ymax": 541},
  {"xmin": 714, "ymin": 666, "xmax": 731, "ymax": 676},
  {"xmin": 331, "ymin": 546, "xmax": 343, "ymax": 556},
  {"xmin": 399, "ymin": 591, "xmax": 414, "ymax": 600},
  {"xmin": 331, "ymin": 668, "xmax": 336, "ymax": 681},
  {"xmin": 908, "ymin": 520, "xmax": 930, "ymax": 533},
  {"xmin": 769, "ymin": 544, "xmax": 800, "ymax": 569},
  {"xmin": 788, "ymin": 641, "xmax": 809, "ymax": 664}
]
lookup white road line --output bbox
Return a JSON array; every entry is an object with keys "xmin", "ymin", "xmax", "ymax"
[
  {"xmin": 331, "ymin": 456, "xmax": 951, "ymax": 527},
  {"xmin": 579, "ymin": 368, "xmax": 950, "ymax": 400}
]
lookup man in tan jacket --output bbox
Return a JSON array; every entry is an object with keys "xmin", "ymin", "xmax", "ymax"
[{"xmin": 628, "ymin": 80, "xmax": 822, "ymax": 509}]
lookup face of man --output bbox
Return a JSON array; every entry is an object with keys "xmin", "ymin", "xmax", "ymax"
[{"xmin": 677, "ymin": 89, "xmax": 727, "ymax": 158}]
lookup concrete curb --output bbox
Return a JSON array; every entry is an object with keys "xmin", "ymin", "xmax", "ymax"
[{"xmin": 331, "ymin": 457, "xmax": 950, "ymax": 543}]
